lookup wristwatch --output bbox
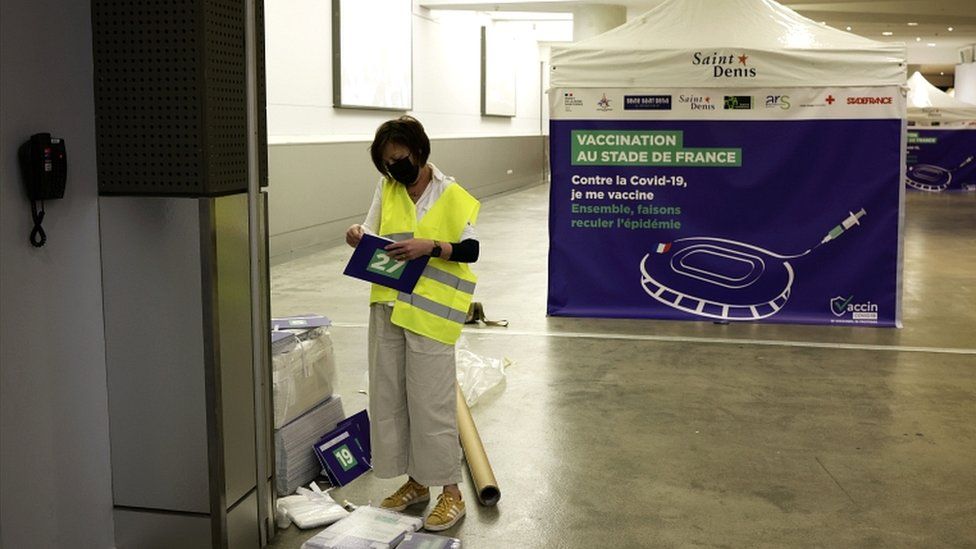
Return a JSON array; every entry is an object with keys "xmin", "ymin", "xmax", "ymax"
[{"xmin": 431, "ymin": 240, "xmax": 442, "ymax": 258}]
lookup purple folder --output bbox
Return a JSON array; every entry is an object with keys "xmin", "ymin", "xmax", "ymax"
[
  {"xmin": 313, "ymin": 410, "xmax": 372, "ymax": 487},
  {"xmin": 343, "ymin": 233, "xmax": 429, "ymax": 294},
  {"xmin": 332, "ymin": 409, "xmax": 370, "ymax": 458}
]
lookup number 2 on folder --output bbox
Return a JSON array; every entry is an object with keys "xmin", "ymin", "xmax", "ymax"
[{"xmin": 367, "ymin": 249, "xmax": 407, "ymax": 279}]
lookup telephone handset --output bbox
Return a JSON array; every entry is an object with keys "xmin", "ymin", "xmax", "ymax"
[{"xmin": 18, "ymin": 133, "xmax": 67, "ymax": 247}]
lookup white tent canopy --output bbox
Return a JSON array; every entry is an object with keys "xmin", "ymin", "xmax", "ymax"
[
  {"xmin": 907, "ymin": 71, "xmax": 976, "ymax": 124},
  {"xmin": 550, "ymin": 0, "xmax": 906, "ymax": 88}
]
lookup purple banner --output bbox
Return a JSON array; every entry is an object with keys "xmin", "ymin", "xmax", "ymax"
[
  {"xmin": 548, "ymin": 119, "xmax": 902, "ymax": 326},
  {"xmin": 906, "ymin": 129, "xmax": 976, "ymax": 192}
]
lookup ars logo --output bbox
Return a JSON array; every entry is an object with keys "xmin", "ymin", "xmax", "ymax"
[{"xmin": 764, "ymin": 95, "xmax": 791, "ymax": 110}]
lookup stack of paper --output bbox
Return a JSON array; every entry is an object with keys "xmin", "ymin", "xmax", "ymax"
[
  {"xmin": 275, "ymin": 395, "xmax": 345, "ymax": 495},
  {"xmin": 301, "ymin": 506, "xmax": 423, "ymax": 549}
]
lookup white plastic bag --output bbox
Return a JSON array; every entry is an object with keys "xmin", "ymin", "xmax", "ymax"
[
  {"xmin": 361, "ymin": 337, "xmax": 511, "ymax": 408},
  {"xmin": 455, "ymin": 336, "xmax": 510, "ymax": 407},
  {"xmin": 276, "ymin": 483, "xmax": 349, "ymax": 529}
]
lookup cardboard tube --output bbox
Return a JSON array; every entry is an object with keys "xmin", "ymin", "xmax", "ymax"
[{"xmin": 456, "ymin": 385, "xmax": 501, "ymax": 506}]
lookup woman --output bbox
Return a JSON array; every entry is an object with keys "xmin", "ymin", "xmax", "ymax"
[{"xmin": 345, "ymin": 116, "xmax": 480, "ymax": 531}]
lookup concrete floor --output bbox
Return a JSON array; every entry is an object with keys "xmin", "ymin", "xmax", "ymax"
[{"xmin": 267, "ymin": 185, "xmax": 976, "ymax": 548}]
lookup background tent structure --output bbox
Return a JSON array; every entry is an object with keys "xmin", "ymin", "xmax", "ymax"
[
  {"xmin": 547, "ymin": 0, "xmax": 907, "ymax": 327},
  {"xmin": 907, "ymin": 71, "xmax": 976, "ymax": 125},
  {"xmin": 550, "ymin": 0, "xmax": 904, "ymax": 89},
  {"xmin": 905, "ymin": 71, "xmax": 976, "ymax": 192}
]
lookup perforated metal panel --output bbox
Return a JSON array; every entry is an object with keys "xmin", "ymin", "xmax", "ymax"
[{"xmin": 93, "ymin": 0, "xmax": 267, "ymax": 197}]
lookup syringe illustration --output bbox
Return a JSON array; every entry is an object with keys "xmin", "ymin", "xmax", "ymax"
[
  {"xmin": 639, "ymin": 208, "xmax": 867, "ymax": 321},
  {"xmin": 819, "ymin": 208, "xmax": 866, "ymax": 245},
  {"xmin": 906, "ymin": 156, "xmax": 973, "ymax": 192}
]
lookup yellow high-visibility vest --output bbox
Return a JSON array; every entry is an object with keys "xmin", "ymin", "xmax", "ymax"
[{"xmin": 370, "ymin": 177, "xmax": 480, "ymax": 345}]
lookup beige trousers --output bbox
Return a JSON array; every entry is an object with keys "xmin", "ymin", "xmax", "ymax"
[{"xmin": 368, "ymin": 303, "xmax": 462, "ymax": 486}]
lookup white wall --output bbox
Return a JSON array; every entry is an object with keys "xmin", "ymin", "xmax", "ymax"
[
  {"xmin": 0, "ymin": 0, "xmax": 115, "ymax": 547},
  {"xmin": 263, "ymin": 3, "xmax": 569, "ymax": 256},
  {"xmin": 264, "ymin": 2, "xmax": 553, "ymax": 142},
  {"xmin": 955, "ymin": 63, "xmax": 976, "ymax": 105}
]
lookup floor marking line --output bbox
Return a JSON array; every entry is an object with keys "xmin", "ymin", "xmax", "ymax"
[
  {"xmin": 328, "ymin": 323, "xmax": 976, "ymax": 356},
  {"xmin": 816, "ymin": 456, "xmax": 856, "ymax": 504}
]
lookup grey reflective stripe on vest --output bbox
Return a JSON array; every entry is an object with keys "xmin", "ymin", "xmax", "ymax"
[
  {"xmin": 422, "ymin": 265, "xmax": 476, "ymax": 294},
  {"xmin": 397, "ymin": 292, "xmax": 468, "ymax": 324},
  {"xmin": 381, "ymin": 232, "xmax": 413, "ymax": 242}
]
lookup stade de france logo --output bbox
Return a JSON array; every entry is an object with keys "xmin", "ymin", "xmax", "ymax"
[{"xmin": 597, "ymin": 94, "xmax": 612, "ymax": 112}]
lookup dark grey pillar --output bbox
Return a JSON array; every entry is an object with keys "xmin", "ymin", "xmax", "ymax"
[{"xmin": 92, "ymin": 1, "xmax": 272, "ymax": 547}]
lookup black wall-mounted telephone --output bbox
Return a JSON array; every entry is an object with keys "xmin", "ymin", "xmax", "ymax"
[{"xmin": 18, "ymin": 133, "xmax": 67, "ymax": 247}]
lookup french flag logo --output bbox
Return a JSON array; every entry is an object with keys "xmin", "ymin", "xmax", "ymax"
[{"xmin": 655, "ymin": 242, "xmax": 672, "ymax": 254}]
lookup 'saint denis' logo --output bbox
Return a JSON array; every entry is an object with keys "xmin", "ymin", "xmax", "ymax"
[{"xmin": 692, "ymin": 51, "xmax": 757, "ymax": 78}]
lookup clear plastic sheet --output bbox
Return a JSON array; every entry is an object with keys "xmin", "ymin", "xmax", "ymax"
[
  {"xmin": 300, "ymin": 506, "xmax": 422, "ymax": 549},
  {"xmin": 360, "ymin": 336, "xmax": 511, "ymax": 408},
  {"xmin": 272, "ymin": 327, "xmax": 337, "ymax": 428},
  {"xmin": 397, "ymin": 532, "xmax": 462, "ymax": 548},
  {"xmin": 455, "ymin": 336, "xmax": 511, "ymax": 407}
]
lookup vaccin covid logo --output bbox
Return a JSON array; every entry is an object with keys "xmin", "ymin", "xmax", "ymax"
[{"xmin": 829, "ymin": 295, "xmax": 879, "ymax": 321}]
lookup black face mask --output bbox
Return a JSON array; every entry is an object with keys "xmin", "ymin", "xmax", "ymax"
[{"xmin": 387, "ymin": 156, "xmax": 420, "ymax": 186}]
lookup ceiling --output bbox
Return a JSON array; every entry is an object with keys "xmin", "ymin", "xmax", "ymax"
[{"xmin": 420, "ymin": 0, "xmax": 976, "ymax": 85}]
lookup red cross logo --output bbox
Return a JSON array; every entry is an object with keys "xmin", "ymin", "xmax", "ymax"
[{"xmin": 826, "ymin": 95, "xmax": 836, "ymax": 105}]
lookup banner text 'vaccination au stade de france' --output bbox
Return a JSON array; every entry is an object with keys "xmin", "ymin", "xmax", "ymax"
[
  {"xmin": 906, "ymin": 128, "xmax": 976, "ymax": 192},
  {"xmin": 548, "ymin": 87, "xmax": 904, "ymax": 326}
]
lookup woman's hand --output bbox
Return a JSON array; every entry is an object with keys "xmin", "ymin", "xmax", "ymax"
[
  {"xmin": 384, "ymin": 238, "xmax": 434, "ymax": 261},
  {"xmin": 345, "ymin": 224, "xmax": 365, "ymax": 248}
]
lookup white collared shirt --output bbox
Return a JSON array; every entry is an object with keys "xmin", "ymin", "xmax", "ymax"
[{"xmin": 361, "ymin": 163, "xmax": 478, "ymax": 241}]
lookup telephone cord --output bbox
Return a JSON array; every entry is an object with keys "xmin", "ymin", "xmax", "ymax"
[{"xmin": 29, "ymin": 200, "xmax": 46, "ymax": 247}]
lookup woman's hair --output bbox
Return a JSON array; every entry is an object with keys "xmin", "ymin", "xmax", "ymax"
[{"xmin": 369, "ymin": 115, "xmax": 431, "ymax": 176}]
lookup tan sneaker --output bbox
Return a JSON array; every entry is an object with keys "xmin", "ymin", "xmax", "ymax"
[
  {"xmin": 423, "ymin": 492, "xmax": 465, "ymax": 531},
  {"xmin": 379, "ymin": 479, "xmax": 430, "ymax": 512}
]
